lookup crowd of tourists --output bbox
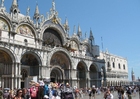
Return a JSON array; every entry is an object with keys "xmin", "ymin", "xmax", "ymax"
[
  {"xmin": 0, "ymin": 80, "xmax": 139, "ymax": 99},
  {"xmin": 102, "ymin": 85, "xmax": 140, "ymax": 99},
  {"xmin": 0, "ymin": 80, "xmax": 85, "ymax": 99}
]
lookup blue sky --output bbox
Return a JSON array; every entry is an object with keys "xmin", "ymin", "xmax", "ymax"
[{"xmin": 3, "ymin": 0, "xmax": 140, "ymax": 80}]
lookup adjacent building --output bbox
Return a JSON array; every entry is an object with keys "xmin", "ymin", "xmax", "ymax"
[
  {"xmin": 0, "ymin": 0, "xmax": 105, "ymax": 89},
  {"xmin": 99, "ymin": 51, "xmax": 129, "ymax": 86}
]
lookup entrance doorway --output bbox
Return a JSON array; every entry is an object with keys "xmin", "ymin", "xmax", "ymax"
[
  {"xmin": 50, "ymin": 67, "xmax": 63, "ymax": 83},
  {"xmin": 21, "ymin": 82, "xmax": 24, "ymax": 88},
  {"xmin": 51, "ymin": 77, "xmax": 55, "ymax": 83}
]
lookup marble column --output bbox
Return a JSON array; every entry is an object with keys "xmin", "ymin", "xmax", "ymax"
[
  {"xmin": 86, "ymin": 71, "xmax": 90, "ymax": 88},
  {"xmin": 13, "ymin": 62, "xmax": 22, "ymax": 89}
]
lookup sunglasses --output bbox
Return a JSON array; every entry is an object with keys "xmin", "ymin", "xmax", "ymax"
[{"xmin": 19, "ymin": 92, "xmax": 22, "ymax": 93}]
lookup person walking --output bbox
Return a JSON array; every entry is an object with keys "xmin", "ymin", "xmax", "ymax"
[
  {"xmin": 21, "ymin": 88, "xmax": 30, "ymax": 99},
  {"xmin": 104, "ymin": 89, "xmax": 113, "ymax": 99}
]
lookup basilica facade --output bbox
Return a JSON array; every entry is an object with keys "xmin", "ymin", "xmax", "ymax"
[{"xmin": 0, "ymin": 0, "xmax": 105, "ymax": 89}]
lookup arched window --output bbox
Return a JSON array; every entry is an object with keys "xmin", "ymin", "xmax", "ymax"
[
  {"xmin": 107, "ymin": 62, "xmax": 110, "ymax": 67},
  {"xmin": 113, "ymin": 62, "xmax": 115, "ymax": 68},
  {"xmin": 118, "ymin": 63, "xmax": 121, "ymax": 69},
  {"xmin": 123, "ymin": 64, "xmax": 125, "ymax": 69}
]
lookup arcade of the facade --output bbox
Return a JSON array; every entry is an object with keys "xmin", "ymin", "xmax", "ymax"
[{"xmin": 0, "ymin": 0, "xmax": 105, "ymax": 89}]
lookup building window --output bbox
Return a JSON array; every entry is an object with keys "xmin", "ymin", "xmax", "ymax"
[
  {"xmin": 123, "ymin": 64, "xmax": 125, "ymax": 69},
  {"xmin": 118, "ymin": 63, "xmax": 121, "ymax": 69},
  {"xmin": 113, "ymin": 62, "xmax": 115, "ymax": 68},
  {"xmin": 107, "ymin": 62, "xmax": 110, "ymax": 67}
]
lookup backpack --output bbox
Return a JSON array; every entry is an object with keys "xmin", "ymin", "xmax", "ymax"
[
  {"xmin": 44, "ymin": 85, "xmax": 49, "ymax": 95},
  {"xmin": 52, "ymin": 89, "xmax": 58, "ymax": 97}
]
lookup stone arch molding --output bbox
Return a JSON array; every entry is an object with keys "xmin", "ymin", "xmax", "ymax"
[
  {"xmin": 20, "ymin": 50, "xmax": 43, "ymax": 66},
  {"xmin": 0, "ymin": 46, "xmax": 17, "ymax": 63},
  {"xmin": 16, "ymin": 22, "xmax": 37, "ymax": 38},
  {"xmin": 40, "ymin": 21, "xmax": 67, "ymax": 46},
  {"xmin": 0, "ymin": 14, "xmax": 13, "ymax": 31},
  {"xmin": 76, "ymin": 61, "xmax": 88, "ymax": 71},
  {"xmin": 50, "ymin": 65, "xmax": 65, "ymax": 79},
  {"xmin": 47, "ymin": 47, "xmax": 74, "ymax": 69},
  {"xmin": 89, "ymin": 63, "xmax": 99, "ymax": 72}
]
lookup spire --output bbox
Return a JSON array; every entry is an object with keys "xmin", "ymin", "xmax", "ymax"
[
  {"xmin": 85, "ymin": 32, "xmax": 87, "ymax": 38},
  {"xmin": 89, "ymin": 28, "xmax": 95, "ymax": 45},
  {"xmin": 63, "ymin": 17, "xmax": 69, "ymax": 33},
  {"xmin": 73, "ymin": 25, "xmax": 76, "ymax": 35},
  {"xmin": 65, "ymin": 17, "xmax": 68, "ymax": 26},
  {"xmin": 77, "ymin": 25, "xmax": 82, "ymax": 37},
  {"xmin": 89, "ymin": 28, "xmax": 94, "ymax": 40},
  {"xmin": 1, "ymin": 0, "xmax": 4, "ymax": 7},
  {"xmin": 10, "ymin": 0, "xmax": 20, "ymax": 14},
  {"xmin": 12, "ymin": 0, "xmax": 18, "ymax": 6},
  {"xmin": 132, "ymin": 68, "xmax": 135, "ymax": 81},
  {"xmin": 33, "ymin": 3, "xmax": 40, "ymax": 20},
  {"xmin": 131, "ymin": 68, "xmax": 134, "ymax": 75},
  {"xmin": 50, "ymin": 0, "xmax": 58, "ymax": 17},
  {"xmin": 33, "ymin": 3, "xmax": 40, "ymax": 28},
  {"xmin": 0, "ymin": 0, "xmax": 6, "ymax": 11}
]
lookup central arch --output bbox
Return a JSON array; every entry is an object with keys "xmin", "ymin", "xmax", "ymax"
[{"xmin": 50, "ymin": 51, "xmax": 71, "ymax": 84}]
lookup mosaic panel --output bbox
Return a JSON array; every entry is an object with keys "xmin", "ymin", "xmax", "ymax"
[
  {"xmin": 17, "ymin": 25, "xmax": 34, "ymax": 37},
  {"xmin": 0, "ymin": 18, "xmax": 9, "ymax": 31}
]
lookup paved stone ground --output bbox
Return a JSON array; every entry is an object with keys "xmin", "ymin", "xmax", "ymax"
[{"xmin": 82, "ymin": 91, "xmax": 140, "ymax": 99}]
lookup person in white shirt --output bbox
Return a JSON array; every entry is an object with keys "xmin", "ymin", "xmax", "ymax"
[{"xmin": 104, "ymin": 89, "xmax": 113, "ymax": 99}]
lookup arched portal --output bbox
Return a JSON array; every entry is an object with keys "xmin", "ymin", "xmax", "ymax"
[
  {"xmin": 0, "ymin": 50, "xmax": 13, "ymax": 88},
  {"xmin": 89, "ymin": 64, "xmax": 98, "ymax": 87},
  {"xmin": 50, "ymin": 67, "xmax": 63, "ymax": 83},
  {"xmin": 77, "ymin": 62, "xmax": 87, "ymax": 88},
  {"xmin": 20, "ymin": 53, "xmax": 40, "ymax": 88},
  {"xmin": 50, "ymin": 51, "xmax": 71, "ymax": 84}
]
